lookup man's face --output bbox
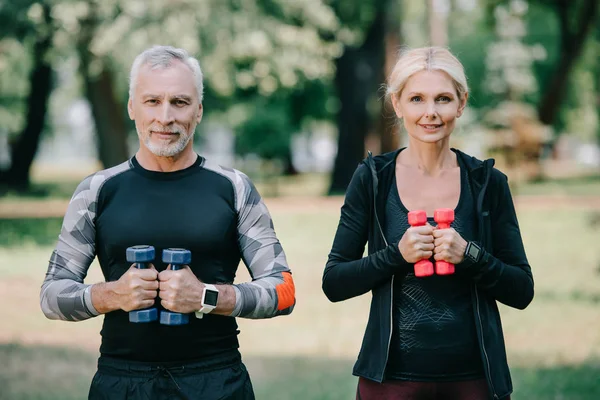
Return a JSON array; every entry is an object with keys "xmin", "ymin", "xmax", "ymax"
[{"xmin": 128, "ymin": 60, "xmax": 203, "ymax": 157}]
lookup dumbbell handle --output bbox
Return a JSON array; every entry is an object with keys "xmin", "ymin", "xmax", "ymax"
[
  {"xmin": 159, "ymin": 259, "xmax": 189, "ymax": 326},
  {"xmin": 434, "ymin": 209, "xmax": 455, "ymax": 275},
  {"xmin": 129, "ymin": 261, "xmax": 157, "ymax": 323},
  {"xmin": 407, "ymin": 210, "xmax": 434, "ymax": 278}
]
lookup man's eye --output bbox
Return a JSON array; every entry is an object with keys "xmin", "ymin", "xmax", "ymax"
[{"xmin": 146, "ymin": 99, "xmax": 158, "ymax": 104}]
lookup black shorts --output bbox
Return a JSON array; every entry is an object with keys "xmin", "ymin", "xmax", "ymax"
[{"xmin": 89, "ymin": 350, "xmax": 254, "ymax": 400}]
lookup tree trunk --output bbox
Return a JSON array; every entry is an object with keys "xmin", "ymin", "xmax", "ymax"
[
  {"xmin": 0, "ymin": 4, "xmax": 53, "ymax": 192},
  {"xmin": 538, "ymin": 0, "xmax": 598, "ymax": 125},
  {"xmin": 328, "ymin": 9, "xmax": 386, "ymax": 194},
  {"xmin": 427, "ymin": 0, "xmax": 448, "ymax": 47},
  {"xmin": 77, "ymin": 2, "xmax": 129, "ymax": 169},
  {"xmin": 84, "ymin": 67, "xmax": 130, "ymax": 167},
  {"xmin": 380, "ymin": 2, "xmax": 402, "ymax": 154}
]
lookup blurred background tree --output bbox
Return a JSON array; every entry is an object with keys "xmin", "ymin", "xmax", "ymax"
[
  {"xmin": 0, "ymin": 0, "xmax": 599, "ymax": 195},
  {"xmin": 1, "ymin": 3, "xmax": 600, "ymax": 398}
]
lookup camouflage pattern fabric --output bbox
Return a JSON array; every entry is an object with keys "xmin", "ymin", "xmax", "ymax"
[{"xmin": 40, "ymin": 158, "xmax": 295, "ymax": 321}]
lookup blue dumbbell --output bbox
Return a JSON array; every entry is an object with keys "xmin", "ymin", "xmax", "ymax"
[
  {"xmin": 126, "ymin": 245, "xmax": 158, "ymax": 323},
  {"xmin": 160, "ymin": 248, "xmax": 192, "ymax": 326}
]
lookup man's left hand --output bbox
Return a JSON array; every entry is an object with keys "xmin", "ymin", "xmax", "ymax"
[{"xmin": 158, "ymin": 266, "xmax": 204, "ymax": 313}]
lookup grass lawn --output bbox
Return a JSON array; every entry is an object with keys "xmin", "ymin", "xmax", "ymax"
[{"xmin": 1, "ymin": 194, "xmax": 599, "ymax": 399}]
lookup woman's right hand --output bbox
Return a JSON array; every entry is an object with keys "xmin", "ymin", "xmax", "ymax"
[{"xmin": 398, "ymin": 224, "xmax": 435, "ymax": 263}]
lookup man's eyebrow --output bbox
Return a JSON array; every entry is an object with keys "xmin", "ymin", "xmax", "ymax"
[{"xmin": 171, "ymin": 95, "xmax": 193, "ymax": 101}]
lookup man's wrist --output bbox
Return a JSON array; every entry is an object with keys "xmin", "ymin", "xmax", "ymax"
[{"xmin": 195, "ymin": 283, "xmax": 219, "ymax": 319}]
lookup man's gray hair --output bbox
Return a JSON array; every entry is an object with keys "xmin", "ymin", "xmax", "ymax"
[{"xmin": 129, "ymin": 45, "xmax": 204, "ymax": 103}]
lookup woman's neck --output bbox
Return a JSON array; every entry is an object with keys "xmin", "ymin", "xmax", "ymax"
[{"xmin": 398, "ymin": 140, "xmax": 457, "ymax": 176}]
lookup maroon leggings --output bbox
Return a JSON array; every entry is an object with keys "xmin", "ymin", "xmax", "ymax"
[{"xmin": 356, "ymin": 377, "xmax": 510, "ymax": 400}]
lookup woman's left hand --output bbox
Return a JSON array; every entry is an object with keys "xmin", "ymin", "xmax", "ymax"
[{"xmin": 433, "ymin": 227, "xmax": 468, "ymax": 264}]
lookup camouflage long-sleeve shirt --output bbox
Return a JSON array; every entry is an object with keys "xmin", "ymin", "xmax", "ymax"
[{"xmin": 40, "ymin": 155, "xmax": 295, "ymax": 361}]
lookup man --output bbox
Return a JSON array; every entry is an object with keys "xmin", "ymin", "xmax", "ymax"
[{"xmin": 40, "ymin": 45, "xmax": 296, "ymax": 400}]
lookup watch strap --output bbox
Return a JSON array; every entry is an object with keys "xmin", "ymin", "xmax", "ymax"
[
  {"xmin": 195, "ymin": 284, "xmax": 218, "ymax": 319},
  {"xmin": 464, "ymin": 241, "xmax": 483, "ymax": 265}
]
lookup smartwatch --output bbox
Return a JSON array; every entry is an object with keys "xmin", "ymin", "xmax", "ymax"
[
  {"xmin": 464, "ymin": 241, "xmax": 483, "ymax": 264},
  {"xmin": 195, "ymin": 284, "xmax": 219, "ymax": 319}
]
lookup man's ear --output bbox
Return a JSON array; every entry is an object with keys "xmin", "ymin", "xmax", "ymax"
[
  {"xmin": 197, "ymin": 104, "xmax": 203, "ymax": 123},
  {"xmin": 127, "ymin": 98, "xmax": 134, "ymax": 120},
  {"xmin": 391, "ymin": 94, "xmax": 403, "ymax": 119},
  {"xmin": 457, "ymin": 93, "xmax": 469, "ymax": 118}
]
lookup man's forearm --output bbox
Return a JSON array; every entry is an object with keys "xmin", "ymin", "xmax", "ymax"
[
  {"xmin": 213, "ymin": 284, "xmax": 236, "ymax": 316},
  {"xmin": 230, "ymin": 272, "xmax": 295, "ymax": 319},
  {"xmin": 40, "ymin": 279, "xmax": 99, "ymax": 321},
  {"xmin": 90, "ymin": 281, "xmax": 124, "ymax": 314}
]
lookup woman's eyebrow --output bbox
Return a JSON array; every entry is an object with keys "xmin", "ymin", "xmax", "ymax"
[{"xmin": 406, "ymin": 91, "xmax": 455, "ymax": 97}]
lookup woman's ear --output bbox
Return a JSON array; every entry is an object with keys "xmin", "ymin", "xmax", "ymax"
[
  {"xmin": 457, "ymin": 92, "xmax": 469, "ymax": 118},
  {"xmin": 391, "ymin": 94, "xmax": 403, "ymax": 119}
]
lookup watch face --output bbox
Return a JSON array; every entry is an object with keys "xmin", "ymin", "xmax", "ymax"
[
  {"xmin": 468, "ymin": 243, "xmax": 480, "ymax": 260},
  {"xmin": 204, "ymin": 289, "xmax": 219, "ymax": 307}
]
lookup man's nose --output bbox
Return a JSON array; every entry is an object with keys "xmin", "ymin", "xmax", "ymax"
[{"xmin": 157, "ymin": 104, "xmax": 175, "ymax": 125}]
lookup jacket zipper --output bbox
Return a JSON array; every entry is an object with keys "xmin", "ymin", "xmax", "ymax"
[
  {"xmin": 474, "ymin": 160, "xmax": 498, "ymax": 400},
  {"xmin": 367, "ymin": 153, "xmax": 394, "ymax": 381},
  {"xmin": 373, "ymin": 188, "xmax": 394, "ymax": 379},
  {"xmin": 475, "ymin": 288, "xmax": 498, "ymax": 399}
]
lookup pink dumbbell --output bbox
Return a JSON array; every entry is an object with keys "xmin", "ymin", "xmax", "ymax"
[
  {"xmin": 434, "ymin": 208, "xmax": 455, "ymax": 275},
  {"xmin": 407, "ymin": 210, "xmax": 434, "ymax": 277}
]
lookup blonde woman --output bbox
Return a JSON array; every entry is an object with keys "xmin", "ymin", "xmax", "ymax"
[{"xmin": 323, "ymin": 47, "xmax": 533, "ymax": 400}]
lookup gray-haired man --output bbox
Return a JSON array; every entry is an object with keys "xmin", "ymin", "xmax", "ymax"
[{"xmin": 40, "ymin": 45, "xmax": 296, "ymax": 400}]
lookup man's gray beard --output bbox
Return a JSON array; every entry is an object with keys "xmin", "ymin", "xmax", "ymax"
[{"xmin": 142, "ymin": 131, "xmax": 193, "ymax": 157}]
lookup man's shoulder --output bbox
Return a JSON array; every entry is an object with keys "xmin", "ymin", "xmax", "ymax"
[
  {"xmin": 200, "ymin": 157, "xmax": 253, "ymax": 185},
  {"xmin": 72, "ymin": 160, "xmax": 132, "ymax": 199},
  {"xmin": 200, "ymin": 158, "xmax": 259, "ymax": 208}
]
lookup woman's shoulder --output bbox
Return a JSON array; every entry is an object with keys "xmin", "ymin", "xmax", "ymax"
[{"xmin": 367, "ymin": 149, "xmax": 402, "ymax": 171}]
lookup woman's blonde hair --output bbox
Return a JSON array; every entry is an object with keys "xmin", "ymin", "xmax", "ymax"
[{"xmin": 386, "ymin": 47, "xmax": 468, "ymax": 102}]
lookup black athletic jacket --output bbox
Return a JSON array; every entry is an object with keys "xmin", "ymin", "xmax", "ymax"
[{"xmin": 322, "ymin": 148, "xmax": 534, "ymax": 400}]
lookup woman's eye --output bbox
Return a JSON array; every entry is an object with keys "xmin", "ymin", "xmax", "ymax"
[
  {"xmin": 437, "ymin": 96, "xmax": 451, "ymax": 102},
  {"xmin": 410, "ymin": 96, "xmax": 422, "ymax": 102}
]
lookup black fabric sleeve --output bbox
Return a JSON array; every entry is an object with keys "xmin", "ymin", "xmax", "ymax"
[
  {"xmin": 458, "ymin": 171, "xmax": 534, "ymax": 309},
  {"xmin": 322, "ymin": 164, "xmax": 411, "ymax": 302}
]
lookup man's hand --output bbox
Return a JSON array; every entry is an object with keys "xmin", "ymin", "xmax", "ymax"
[
  {"xmin": 398, "ymin": 224, "xmax": 435, "ymax": 263},
  {"xmin": 113, "ymin": 264, "xmax": 159, "ymax": 312},
  {"xmin": 433, "ymin": 227, "xmax": 468, "ymax": 265},
  {"xmin": 158, "ymin": 266, "xmax": 204, "ymax": 313}
]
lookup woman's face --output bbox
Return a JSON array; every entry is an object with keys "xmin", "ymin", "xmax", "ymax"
[{"xmin": 392, "ymin": 70, "xmax": 467, "ymax": 145}]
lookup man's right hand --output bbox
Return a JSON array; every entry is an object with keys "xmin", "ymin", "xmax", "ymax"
[
  {"xmin": 112, "ymin": 265, "xmax": 159, "ymax": 312},
  {"xmin": 398, "ymin": 224, "xmax": 435, "ymax": 263}
]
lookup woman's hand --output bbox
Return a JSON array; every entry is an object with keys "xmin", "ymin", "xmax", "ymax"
[
  {"xmin": 398, "ymin": 224, "xmax": 435, "ymax": 263},
  {"xmin": 433, "ymin": 227, "xmax": 468, "ymax": 264}
]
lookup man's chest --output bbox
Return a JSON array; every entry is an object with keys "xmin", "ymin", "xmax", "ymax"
[{"xmin": 95, "ymin": 180, "xmax": 238, "ymax": 268}]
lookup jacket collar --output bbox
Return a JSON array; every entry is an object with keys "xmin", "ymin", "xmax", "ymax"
[
  {"xmin": 366, "ymin": 148, "xmax": 494, "ymax": 178},
  {"xmin": 452, "ymin": 148, "xmax": 495, "ymax": 185}
]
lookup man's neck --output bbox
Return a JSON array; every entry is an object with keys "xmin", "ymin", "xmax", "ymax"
[{"xmin": 135, "ymin": 146, "xmax": 197, "ymax": 172}]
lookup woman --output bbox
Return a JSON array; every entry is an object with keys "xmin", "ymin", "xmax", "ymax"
[{"xmin": 322, "ymin": 47, "xmax": 533, "ymax": 400}]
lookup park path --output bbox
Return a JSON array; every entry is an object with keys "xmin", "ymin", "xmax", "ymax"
[{"xmin": 0, "ymin": 195, "xmax": 599, "ymax": 219}]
